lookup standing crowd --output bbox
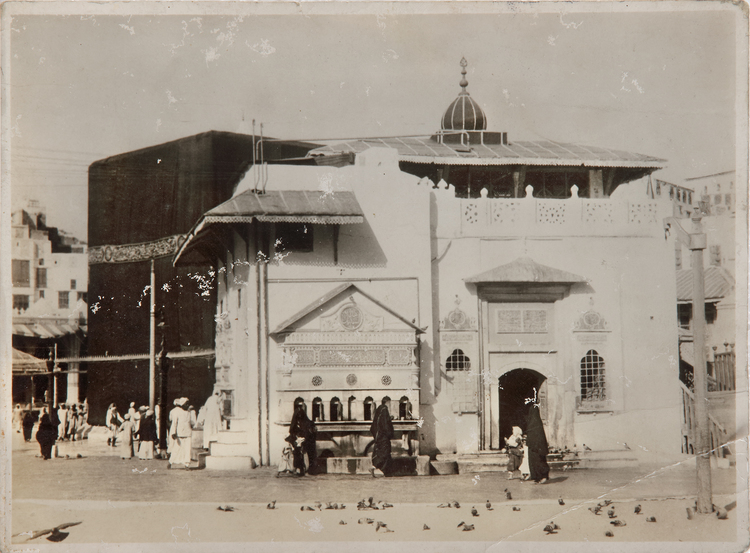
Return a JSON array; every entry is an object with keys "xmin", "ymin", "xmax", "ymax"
[{"xmin": 13, "ymin": 401, "xmax": 92, "ymax": 460}]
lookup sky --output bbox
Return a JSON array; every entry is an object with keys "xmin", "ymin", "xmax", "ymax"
[{"xmin": 6, "ymin": 3, "xmax": 743, "ymax": 241}]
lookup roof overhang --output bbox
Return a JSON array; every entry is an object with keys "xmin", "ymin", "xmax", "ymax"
[
  {"xmin": 174, "ymin": 189, "xmax": 364, "ymax": 265},
  {"xmin": 465, "ymin": 257, "xmax": 588, "ymax": 302}
]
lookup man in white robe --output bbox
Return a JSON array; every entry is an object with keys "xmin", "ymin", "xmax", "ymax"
[
  {"xmin": 167, "ymin": 399, "xmax": 181, "ymax": 455},
  {"xmin": 169, "ymin": 398, "xmax": 192, "ymax": 469},
  {"xmin": 201, "ymin": 391, "xmax": 223, "ymax": 449}
]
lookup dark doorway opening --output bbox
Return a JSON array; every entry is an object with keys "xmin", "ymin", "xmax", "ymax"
[{"xmin": 498, "ymin": 368, "xmax": 546, "ymax": 442}]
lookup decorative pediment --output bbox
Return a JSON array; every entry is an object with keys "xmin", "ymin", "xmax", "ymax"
[
  {"xmin": 573, "ymin": 310, "xmax": 609, "ymax": 332},
  {"xmin": 439, "ymin": 298, "xmax": 477, "ymax": 331},
  {"xmin": 270, "ymin": 282, "xmax": 424, "ymax": 339}
]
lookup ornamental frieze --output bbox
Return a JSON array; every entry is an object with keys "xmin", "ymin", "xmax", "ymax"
[
  {"xmin": 88, "ymin": 234, "xmax": 187, "ymax": 265},
  {"xmin": 283, "ymin": 346, "xmax": 417, "ymax": 368},
  {"xmin": 282, "ymin": 331, "xmax": 417, "ymax": 345}
]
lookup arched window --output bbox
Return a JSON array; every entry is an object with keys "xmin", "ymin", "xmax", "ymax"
[
  {"xmin": 347, "ymin": 396, "xmax": 356, "ymax": 421},
  {"xmin": 363, "ymin": 397, "xmax": 374, "ymax": 421},
  {"xmin": 399, "ymin": 396, "xmax": 413, "ymax": 420},
  {"xmin": 312, "ymin": 397, "xmax": 325, "ymax": 422},
  {"xmin": 446, "ymin": 349, "xmax": 477, "ymax": 413},
  {"xmin": 580, "ymin": 350, "xmax": 606, "ymax": 403},
  {"xmin": 446, "ymin": 348, "xmax": 471, "ymax": 370},
  {"xmin": 330, "ymin": 397, "xmax": 343, "ymax": 422}
]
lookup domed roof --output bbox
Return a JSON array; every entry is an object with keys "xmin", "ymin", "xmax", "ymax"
[{"xmin": 441, "ymin": 58, "xmax": 487, "ymax": 132}]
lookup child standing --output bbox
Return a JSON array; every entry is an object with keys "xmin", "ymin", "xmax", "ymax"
[{"xmin": 505, "ymin": 426, "xmax": 524, "ymax": 480}]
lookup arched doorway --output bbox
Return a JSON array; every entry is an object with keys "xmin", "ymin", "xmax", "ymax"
[{"xmin": 497, "ymin": 368, "xmax": 546, "ymax": 442}]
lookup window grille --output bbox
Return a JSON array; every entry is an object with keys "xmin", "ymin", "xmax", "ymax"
[
  {"xmin": 13, "ymin": 295, "xmax": 30, "ymax": 311},
  {"xmin": 446, "ymin": 349, "xmax": 477, "ymax": 413},
  {"xmin": 580, "ymin": 350, "xmax": 606, "ymax": 403},
  {"xmin": 58, "ymin": 291, "xmax": 70, "ymax": 309}
]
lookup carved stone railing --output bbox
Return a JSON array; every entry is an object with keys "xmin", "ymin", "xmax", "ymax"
[{"xmin": 433, "ymin": 184, "xmax": 666, "ymax": 238}]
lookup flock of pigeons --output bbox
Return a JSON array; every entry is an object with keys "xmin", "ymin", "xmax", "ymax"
[{"xmin": 14, "ymin": 495, "xmax": 732, "ymax": 542}]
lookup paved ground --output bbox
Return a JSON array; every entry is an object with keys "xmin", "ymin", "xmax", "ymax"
[{"xmin": 8, "ymin": 429, "xmax": 746, "ymax": 549}]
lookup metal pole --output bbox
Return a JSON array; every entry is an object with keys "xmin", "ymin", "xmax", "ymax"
[
  {"xmin": 53, "ymin": 343, "xmax": 58, "ymax": 407},
  {"xmin": 689, "ymin": 210, "xmax": 712, "ymax": 513},
  {"xmin": 149, "ymin": 259, "xmax": 156, "ymax": 410}
]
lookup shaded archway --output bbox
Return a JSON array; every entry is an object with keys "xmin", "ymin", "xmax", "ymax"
[{"xmin": 498, "ymin": 368, "xmax": 546, "ymax": 442}]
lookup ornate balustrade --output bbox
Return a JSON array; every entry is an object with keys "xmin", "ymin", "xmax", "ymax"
[{"xmin": 432, "ymin": 183, "xmax": 667, "ymax": 238}]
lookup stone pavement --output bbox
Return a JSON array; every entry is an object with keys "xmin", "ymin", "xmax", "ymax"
[{"xmin": 8, "ymin": 429, "xmax": 747, "ymax": 549}]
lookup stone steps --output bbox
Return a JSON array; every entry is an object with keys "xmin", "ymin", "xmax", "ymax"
[
  {"xmin": 205, "ymin": 455, "xmax": 257, "ymax": 471},
  {"xmin": 210, "ymin": 442, "xmax": 254, "ymax": 457}
]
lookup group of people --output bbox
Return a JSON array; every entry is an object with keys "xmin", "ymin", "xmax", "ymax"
[
  {"xmin": 504, "ymin": 406, "xmax": 550, "ymax": 484},
  {"xmin": 105, "ymin": 402, "xmax": 159, "ymax": 460},
  {"xmin": 279, "ymin": 396, "xmax": 396, "ymax": 478},
  {"xmin": 13, "ymin": 401, "xmax": 92, "ymax": 460}
]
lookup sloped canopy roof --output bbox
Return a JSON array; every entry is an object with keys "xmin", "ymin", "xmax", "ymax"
[
  {"xmin": 271, "ymin": 282, "xmax": 424, "ymax": 336},
  {"xmin": 174, "ymin": 189, "xmax": 364, "ymax": 264},
  {"xmin": 13, "ymin": 348, "xmax": 49, "ymax": 374},
  {"xmin": 465, "ymin": 256, "xmax": 587, "ymax": 285},
  {"xmin": 308, "ymin": 137, "xmax": 665, "ymax": 169},
  {"xmin": 676, "ymin": 266, "xmax": 734, "ymax": 302}
]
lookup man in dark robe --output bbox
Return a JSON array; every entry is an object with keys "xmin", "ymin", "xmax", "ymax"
[
  {"xmin": 36, "ymin": 407, "xmax": 58, "ymax": 460},
  {"xmin": 289, "ymin": 400, "xmax": 316, "ymax": 476},
  {"xmin": 22, "ymin": 408, "xmax": 36, "ymax": 442},
  {"xmin": 524, "ymin": 404, "xmax": 550, "ymax": 484},
  {"xmin": 370, "ymin": 397, "xmax": 394, "ymax": 477}
]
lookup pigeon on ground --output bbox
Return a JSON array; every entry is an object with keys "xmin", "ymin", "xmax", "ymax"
[
  {"xmin": 267, "ymin": 500, "xmax": 276, "ymax": 510},
  {"xmin": 686, "ymin": 507, "xmax": 693, "ymax": 520},
  {"xmin": 375, "ymin": 521, "xmax": 386, "ymax": 532},
  {"xmin": 506, "ymin": 491, "xmax": 512, "ymax": 500},
  {"xmin": 603, "ymin": 500, "xmax": 613, "ymax": 506},
  {"xmin": 437, "ymin": 503, "xmax": 451, "ymax": 508},
  {"xmin": 584, "ymin": 444, "xmax": 592, "ymax": 451},
  {"xmin": 624, "ymin": 443, "xmax": 631, "ymax": 450},
  {"xmin": 382, "ymin": 502, "xmax": 393, "ymax": 508},
  {"xmin": 716, "ymin": 508, "xmax": 728, "ymax": 520},
  {"xmin": 486, "ymin": 500, "xmax": 493, "ymax": 511},
  {"xmin": 558, "ymin": 498, "xmax": 565, "ymax": 506},
  {"xmin": 543, "ymin": 524, "xmax": 558, "ymax": 535},
  {"xmin": 453, "ymin": 500, "xmax": 461, "ymax": 509},
  {"xmin": 76, "ymin": 454, "xmax": 83, "ymax": 458},
  {"xmin": 471, "ymin": 507, "xmax": 479, "ymax": 517},
  {"xmin": 462, "ymin": 524, "xmax": 474, "ymax": 532},
  {"xmin": 218, "ymin": 506, "xmax": 235, "ymax": 512},
  {"xmin": 314, "ymin": 502, "xmax": 323, "ymax": 511},
  {"xmin": 634, "ymin": 504, "xmax": 641, "ymax": 515},
  {"xmin": 457, "ymin": 521, "xmax": 465, "ymax": 528},
  {"xmin": 304, "ymin": 506, "xmax": 315, "ymax": 511},
  {"xmin": 423, "ymin": 524, "xmax": 430, "ymax": 530},
  {"xmin": 512, "ymin": 506, "xmax": 521, "ymax": 512},
  {"xmin": 605, "ymin": 530, "xmax": 614, "ymax": 537},
  {"xmin": 610, "ymin": 520, "xmax": 626, "ymax": 527},
  {"xmin": 339, "ymin": 520, "xmax": 347, "ymax": 525},
  {"xmin": 24, "ymin": 522, "xmax": 82, "ymax": 542},
  {"xmin": 607, "ymin": 509, "xmax": 616, "ymax": 519},
  {"xmin": 589, "ymin": 507, "xmax": 601, "ymax": 516},
  {"xmin": 358, "ymin": 518, "xmax": 375, "ymax": 525},
  {"xmin": 646, "ymin": 516, "xmax": 656, "ymax": 522}
]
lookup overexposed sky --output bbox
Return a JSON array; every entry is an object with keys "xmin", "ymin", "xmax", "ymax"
[{"xmin": 7, "ymin": 3, "xmax": 741, "ymax": 240}]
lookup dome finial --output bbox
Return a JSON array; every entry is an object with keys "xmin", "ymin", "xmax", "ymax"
[{"xmin": 459, "ymin": 57, "xmax": 469, "ymax": 90}]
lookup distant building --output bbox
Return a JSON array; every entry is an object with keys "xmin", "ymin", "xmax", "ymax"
[
  {"xmin": 686, "ymin": 170, "xmax": 736, "ymax": 217},
  {"xmin": 11, "ymin": 200, "xmax": 88, "ymax": 406},
  {"xmin": 652, "ymin": 179, "xmax": 695, "ymax": 217}
]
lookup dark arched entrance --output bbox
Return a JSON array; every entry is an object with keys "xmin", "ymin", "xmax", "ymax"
[{"xmin": 498, "ymin": 368, "xmax": 546, "ymax": 442}]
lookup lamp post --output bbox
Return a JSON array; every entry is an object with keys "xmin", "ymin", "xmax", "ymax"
[{"xmin": 665, "ymin": 208, "xmax": 712, "ymax": 513}]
